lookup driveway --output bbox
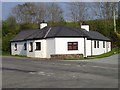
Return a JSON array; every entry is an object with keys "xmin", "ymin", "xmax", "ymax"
[{"xmin": 2, "ymin": 54, "xmax": 118, "ymax": 88}]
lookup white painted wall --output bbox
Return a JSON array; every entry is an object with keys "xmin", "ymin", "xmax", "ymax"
[
  {"xmin": 11, "ymin": 38, "xmax": 111, "ymax": 58},
  {"xmin": 86, "ymin": 40, "xmax": 91, "ymax": 56},
  {"xmin": 34, "ymin": 39, "xmax": 46, "ymax": 58},
  {"xmin": 46, "ymin": 38, "xmax": 55, "ymax": 58},
  {"xmin": 27, "ymin": 40, "xmax": 35, "ymax": 58},
  {"xmin": 81, "ymin": 25, "xmax": 89, "ymax": 31},
  {"xmin": 11, "ymin": 41, "xmax": 27, "ymax": 56},
  {"xmin": 106, "ymin": 41, "xmax": 111, "ymax": 52},
  {"xmin": 55, "ymin": 38, "xmax": 85, "ymax": 56},
  {"xmin": 40, "ymin": 23, "xmax": 47, "ymax": 29},
  {"xmin": 92, "ymin": 40, "xmax": 111, "ymax": 55}
]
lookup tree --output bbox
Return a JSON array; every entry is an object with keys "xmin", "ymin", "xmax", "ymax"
[
  {"xmin": 2, "ymin": 16, "xmax": 20, "ymax": 52},
  {"xmin": 93, "ymin": 2, "xmax": 118, "ymax": 20},
  {"xmin": 47, "ymin": 3, "xmax": 64, "ymax": 22},
  {"xmin": 67, "ymin": 2, "xmax": 86, "ymax": 22},
  {"xmin": 118, "ymin": 1, "xmax": 120, "ymax": 18},
  {"xmin": 12, "ymin": 3, "xmax": 37, "ymax": 23},
  {"xmin": 12, "ymin": 2, "xmax": 64, "ymax": 23},
  {"xmin": 35, "ymin": 2, "xmax": 47, "ymax": 23}
]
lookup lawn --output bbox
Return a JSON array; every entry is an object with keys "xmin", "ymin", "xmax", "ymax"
[
  {"xmin": 65, "ymin": 48, "xmax": 120, "ymax": 60},
  {"xmin": 87, "ymin": 47, "xmax": 120, "ymax": 59},
  {"xmin": 2, "ymin": 51, "xmax": 11, "ymax": 56}
]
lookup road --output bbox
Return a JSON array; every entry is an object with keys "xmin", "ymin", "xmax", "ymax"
[{"xmin": 2, "ymin": 54, "xmax": 119, "ymax": 88}]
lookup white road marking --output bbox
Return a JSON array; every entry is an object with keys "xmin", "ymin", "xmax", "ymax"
[
  {"xmin": 76, "ymin": 64, "xmax": 117, "ymax": 70},
  {"xmin": 38, "ymin": 71, "xmax": 45, "ymax": 74},
  {"xmin": 64, "ymin": 64, "xmax": 71, "ymax": 66},
  {"xmin": 38, "ymin": 73, "xmax": 46, "ymax": 75},
  {"xmin": 47, "ymin": 75, "xmax": 51, "ymax": 76},
  {"xmin": 72, "ymin": 76, "xmax": 76, "ymax": 78},
  {"xmin": 47, "ymin": 73, "xmax": 54, "ymax": 75},
  {"xmin": 91, "ymin": 66, "xmax": 117, "ymax": 70},
  {"xmin": 76, "ymin": 65, "xmax": 86, "ymax": 67},
  {"xmin": 29, "ymin": 71, "xmax": 55, "ymax": 76},
  {"xmin": 29, "ymin": 72, "xmax": 36, "ymax": 74},
  {"xmin": 37, "ymin": 71, "xmax": 46, "ymax": 75}
]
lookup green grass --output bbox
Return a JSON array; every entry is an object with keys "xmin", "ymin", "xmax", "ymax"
[
  {"xmin": 2, "ymin": 51, "xmax": 27, "ymax": 58},
  {"xmin": 87, "ymin": 48, "xmax": 120, "ymax": 59},
  {"xmin": 64, "ymin": 48, "xmax": 120, "ymax": 60},
  {"xmin": 2, "ymin": 51, "xmax": 11, "ymax": 56},
  {"xmin": 64, "ymin": 57, "xmax": 85, "ymax": 60}
]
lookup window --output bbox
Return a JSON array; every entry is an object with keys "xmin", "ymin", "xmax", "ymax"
[
  {"xmin": 24, "ymin": 43, "xmax": 27, "ymax": 50},
  {"xmin": 36, "ymin": 42, "xmax": 41, "ymax": 50},
  {"xmin": 97, "ymin": 41, "xmax": 99, "ymax": 48},
  {"xmin": 14, "ymin": 43, "xmax": 17, "ymax": 51},
  {"xmin": 29, "ymin": 42, "xmax": 33, "ymax": 52},
  {"xmin": 103, "ymin": 41, "xmax": 105, "ymax": 48},
  {"xmin": 94, "ymin": 41, "xmax": 96, "ymax": 48},
  {"xmin": 68, "ymin": 42, "xmax": 78, "ymax": 50}
]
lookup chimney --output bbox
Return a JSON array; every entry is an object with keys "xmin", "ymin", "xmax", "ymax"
[
  {"xmin": 40, "ymin": 20, "xmax": 47, "ymax": 29},
  {"xmin": 81, "ymin": 25, "xmax": 89, "ymax": 31}
]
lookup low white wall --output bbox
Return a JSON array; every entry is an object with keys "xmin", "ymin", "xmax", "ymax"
[
  {"xmin": 92, "ymin": 40, "xmax": 111, "ymax": 55},
  {"xmin": 86, "ymin": 40, "xmax": 91, "ymax": 56},
  {"xmin": 11, "ymin": 41, "xmax": 27, "ymax": 56},
  {"xmin": 46, "ymin": 38, "xmax": 55, "ymax": 58},
  {"xmin": 106, "ymin": 41, "xmax": 111, "ymax": 52},
  {"xmin": 55, "ymin": 38, "xmax": 85, "ymax": 56}
]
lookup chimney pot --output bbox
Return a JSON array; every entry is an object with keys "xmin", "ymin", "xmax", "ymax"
[
  {"xmin": 81, "ymin": 25, "xmax": 89, "ymax": 31},
  {"xmin": 40, "ymin": 20, "xmax": 47, "ymax": 29}
]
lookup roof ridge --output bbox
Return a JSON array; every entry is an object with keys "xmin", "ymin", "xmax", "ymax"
[
  {"xmin": 75, "ymin": 29, "xmax": 88, "ymax": 36},
  {"xmin": 44, "ymin": 27, "xmax": 52, "ymax": 38}
]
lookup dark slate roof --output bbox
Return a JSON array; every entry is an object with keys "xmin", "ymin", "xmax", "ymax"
[
  {"xmin": 11, "ymin": 26, "xmax": 110, "ymax": 42},
  {"xmin": 81, "ymin": 29, "xmax": 110, "ymax": 41},
  {"xmin": 11, "ymin": 30, "xmax": 38, "ymax": 41},
  {"xmin": 44, "ymin": 26, "xmax": 86, "ymax": 38}
]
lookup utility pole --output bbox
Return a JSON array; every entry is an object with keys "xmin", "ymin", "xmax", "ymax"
[{"xmin": 113, "ymin": 10, "xmax": 116, "ymax": 32}]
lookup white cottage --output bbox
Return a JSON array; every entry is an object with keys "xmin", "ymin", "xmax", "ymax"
[{"xmin": 10, "ymin": 22, "xmax": 111, "ymax": 58}]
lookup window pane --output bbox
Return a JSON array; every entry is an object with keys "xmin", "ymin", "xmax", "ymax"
[
  {"xmin": 73, "ymin": 46, "xmax": 77, "ymax": 50},
  {"xmin": 73, "ymin": 43, "xmax": 77, "ymax": 45},
  {"xmin": 97, "ymin": 41, "xmax": 99, "ymax": 48},
  {"xmin": 68, "ymin": 42, "xmax": 72, "ymax": 45},
  {"xmin": 36, "ymin": 42, "xmax": 41, "ymax": 50},
  {"xmin": 68, "ymin": 42, "xmax": 78, "ymax": 50},
  {"xmin": 24, "ymin": 43, "xmax": 27, "ymax": 50},
  {"xmin": 15, "ymin": 43, "xmax": 17, "ymax": 51},
  {"xmin": 29, "ymin": 42, "xmax": 33, "ymax": 52},
  {"xmin": 94, "ymin": 41, "xmax": 96, "ymax": 48},
  {"xmin": 68, "ymin": 46, "xmax": 72, "ymax": 50},
  {"xmin": 103, "ymin": 41, "xmax": 105, "ymax": 48}
]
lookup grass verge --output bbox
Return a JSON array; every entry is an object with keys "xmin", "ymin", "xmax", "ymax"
[
  {"xmin": 2, "ymin": 51, "xmax": 11, "ymax": 56},
  {"xmin": 87, "ymin": 48, "xmax": 120, "ymax": 59},
  {"xmin": 65, "ymin": 48, "xmax": 120, "ymax": 60},
  {"xmin": 2, "ymin": 51, "xmax": 27, "ymax": 58}
]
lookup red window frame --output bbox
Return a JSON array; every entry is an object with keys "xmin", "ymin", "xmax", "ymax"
[{"xmin": 68, "ymin": 42, "xmax": 78, "ymax": 50}]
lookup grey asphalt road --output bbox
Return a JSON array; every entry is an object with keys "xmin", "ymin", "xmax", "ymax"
[{"xmin": 2, "ymin": 54, "xmax": 119, "ymax": 88}]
